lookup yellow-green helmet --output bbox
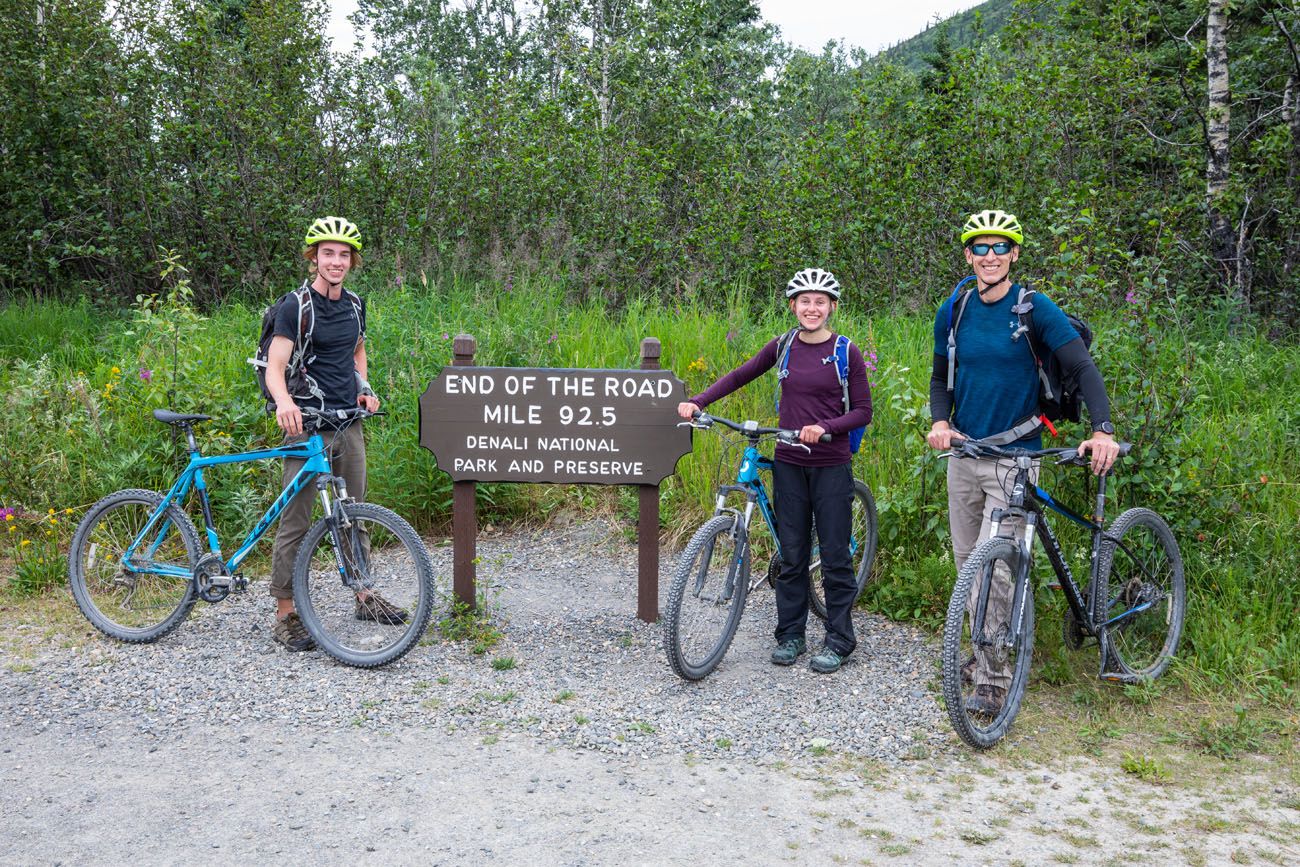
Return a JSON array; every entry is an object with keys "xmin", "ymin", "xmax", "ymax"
[
  {"xmin": 960, "ymin": 209, "xmax": 1023, "ymax": 246},
  {"xmin": 304, "ymin": 216, "xmax": 362, "ymax": 252}
]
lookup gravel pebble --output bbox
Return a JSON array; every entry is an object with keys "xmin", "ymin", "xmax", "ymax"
[{"xmin": 2, "ymin": 519, "xmax": 949, "ymax": 761}]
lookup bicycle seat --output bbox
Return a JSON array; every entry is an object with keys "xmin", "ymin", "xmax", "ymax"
[{"xmin": 152, "ymin": 409, "xmax": 211, "ymax": 426}]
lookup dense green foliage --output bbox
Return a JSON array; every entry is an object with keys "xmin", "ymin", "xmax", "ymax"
[
  {"xmin": 3, "ymin": 0, "xmax": 1298, "ymax": 322},
  {"xmin": 1, "ymin": 279, "xmax": 1296, "ymax": 698}
]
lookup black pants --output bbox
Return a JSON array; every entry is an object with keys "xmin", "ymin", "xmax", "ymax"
[{"xmin": 772, "ymin": 460, "xmax": 857, "ymax": 656}]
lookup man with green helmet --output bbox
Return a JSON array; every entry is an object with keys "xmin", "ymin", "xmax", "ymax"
[
  {"xmin": 266, "ymin": 216, "xmax": 403, "ymax": 651},
  {"xmin": 926, "ymin": 209, "xmax": 1118, "ymax": 714}
]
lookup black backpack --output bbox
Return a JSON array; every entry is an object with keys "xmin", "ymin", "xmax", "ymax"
[
  {"xmin": 248, "ymin": 282, "xmax": 363, "ymax": 413},
  {"xmin": 945, "ymin": 278, "xmax": 1094, "ymax": 425}
]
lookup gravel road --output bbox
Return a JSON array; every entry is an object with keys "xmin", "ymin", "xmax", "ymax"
[{"xmin": 2, "ymin": 520, "xmax": 1295, "ymax": 864}]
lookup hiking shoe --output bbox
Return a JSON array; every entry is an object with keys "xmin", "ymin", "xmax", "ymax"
[
  {"xmin": 272, "ymin": 611, "xmax": 315, "ymax": 652},
  {"xmin": 355, "ymin": 591, "xmax": 409, "ymax": 625},
  {"xmin": 809, "ymin": 646, "xmax": 845, "ymax": 674},
  {"xmin": 770, "ymin": 637, "xmax": 807, "ymax": 666},
  {"xmin": 964, "ymin": 684, "xmax": 1007, "ymax": 716},
  {"xmin": 961, "ymin": 654, "xmax": 976, "ymax": 687}
]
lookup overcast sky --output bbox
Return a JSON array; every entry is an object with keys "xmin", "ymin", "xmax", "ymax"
[{"xmin": 326, "ymin": 1, "xmax": 986, "ymax": 57}]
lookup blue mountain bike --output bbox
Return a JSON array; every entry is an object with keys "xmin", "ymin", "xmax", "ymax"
[
  {"xmin": 664, "ymin": 413, "xmax": 878, "ymax": 680},
  {"xmin": 68, "ymin": 407, "xmax": 435, "ymax": 668}
]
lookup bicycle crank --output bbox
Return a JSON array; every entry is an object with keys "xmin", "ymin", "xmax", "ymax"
[{"xmin": 193, "ymin": 553, "xmax": 232, "ymax": 603}]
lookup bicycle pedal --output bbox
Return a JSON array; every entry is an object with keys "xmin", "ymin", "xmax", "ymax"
[{"xmin": 231, "ymin": 575, "xmax": 248, "ymax": 593}]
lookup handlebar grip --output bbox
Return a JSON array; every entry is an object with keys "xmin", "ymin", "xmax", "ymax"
[{"xmin": 819, "ymin": 433, "xmax": 832, "ymax": 443}]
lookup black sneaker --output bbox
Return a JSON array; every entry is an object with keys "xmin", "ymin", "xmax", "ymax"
[
  {"xmin": 809, "ymin": 646, "xmax": 845, "ymax": 674},
  {"xmin": 770, "ymin": 637, "xmax": 807, "ymax": 666},
  {"xmin": 272, "ymin": 611, "xmax": 315, "ymax": 652},
  {"xmin": 355, "ymin": 592, "xmax": 409, "ymax": 625}
]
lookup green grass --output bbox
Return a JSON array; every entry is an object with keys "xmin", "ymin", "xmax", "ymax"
[{"xmin": 2, "ymin": 277, "xmax": 1298, "ymax": 702}]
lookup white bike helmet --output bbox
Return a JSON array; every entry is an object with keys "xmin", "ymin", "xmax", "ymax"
[{"xmin": 785, "ymin": 268, "xmax": 841, "ymax": 300}]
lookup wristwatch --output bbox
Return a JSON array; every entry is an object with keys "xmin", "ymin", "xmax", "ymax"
[{"xmin": 1093, "ymin": 421, "xmax": 1115, "ymax": 435}]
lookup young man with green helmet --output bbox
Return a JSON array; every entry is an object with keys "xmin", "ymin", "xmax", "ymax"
[
  {"xmin": 265, "ymin": 216, "xmax": 404, "ymax": 651},
  {"xmin": 926, "ymin": 209, "xmax": 1119, "ymax": 714}
]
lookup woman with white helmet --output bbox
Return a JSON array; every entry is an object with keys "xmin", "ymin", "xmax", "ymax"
[{"xmin": 677, "ymin": 269, "xmax": 872, "ymax": 673}]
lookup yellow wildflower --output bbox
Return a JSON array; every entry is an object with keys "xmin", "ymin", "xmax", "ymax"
[
  {"xmin": 4, "ymin": 514, "xmax": 12, "ymax": 521},
  {"xmin": 20, "ymin": 539, "xmax": 30, "ymax": 547},
  {"xmin": 110, "ymin": 366, "xmax": 121, "ymax": 375}
]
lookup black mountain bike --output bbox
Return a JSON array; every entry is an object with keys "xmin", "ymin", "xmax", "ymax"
[{"xmin": 940, "ymin": 437, "xmax": 1185, "ymax": 749}]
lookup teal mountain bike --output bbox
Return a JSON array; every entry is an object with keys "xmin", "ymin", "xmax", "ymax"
[
  {"xmin": 68, "ymin": 407, "xmax": 435, "ymax": 668},
  {"xmin": 664, "ymin": 413, "xmax": 878, "ymax": 680}
]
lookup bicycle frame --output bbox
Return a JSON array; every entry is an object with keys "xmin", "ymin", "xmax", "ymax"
[
  {"xmin": 713, "ymin": 443, "xmax": 784, "ymax": 589},
  {"xmin": 122, "ymin": 433, "xmax": 336, "ymax": 579}
]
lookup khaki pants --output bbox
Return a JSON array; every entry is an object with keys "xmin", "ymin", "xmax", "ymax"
[
  {"xmin": 947, "ymin": 455, "xmax": 1038, "ymax": 690},
  {"xmin": 269, "ymin": 422, "xmax": 367, "ymax": 600}
]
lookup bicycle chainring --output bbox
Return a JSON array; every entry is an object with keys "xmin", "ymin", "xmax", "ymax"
[{"xmin": 193, "ymin": 552, "xmax": 231, "ymax": 603}]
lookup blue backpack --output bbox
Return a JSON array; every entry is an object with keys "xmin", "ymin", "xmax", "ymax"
[{"xmin": 773, "ymin": 327, "xmax": 866, "ymax": 454}]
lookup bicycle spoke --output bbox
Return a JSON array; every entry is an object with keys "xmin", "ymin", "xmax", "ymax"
[{"xmin": 1097, "ymin": 509, "xmax": 1184, "ymax": 680}]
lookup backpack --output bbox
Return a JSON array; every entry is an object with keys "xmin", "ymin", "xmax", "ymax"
[
  {"xmin": 773, "ymin": 327, "xmax": 867, "ymax": 453},
  {"xmin": 945, "ymin": 277, "xmax": 1094, "ymax": 433},
  {"xmin": 248, "ymin": 282, "xmax": 363, "ymax": 413}
]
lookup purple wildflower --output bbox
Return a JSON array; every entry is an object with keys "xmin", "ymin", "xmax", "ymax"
[
  {"xmin": 1125, "ymin": 290, "xmax": 1137, "ymax": 304},
  {"xmin": 548, "ymin": 332, "xmax": 558, "ymax": 344},
  {"xmin": 725, "ymin": 329, "xmax": 736, "ymax": 343},
  {"xmin": 442, "ymin": 332, "xmax": 450, "ymax": 340},
  {"xmin": 0, "ymin": 507, "xmax": 13, "ymax": 520},
  {"xmin": 138, "ymin": 368, "xmax": 152, "ymax": 382}
]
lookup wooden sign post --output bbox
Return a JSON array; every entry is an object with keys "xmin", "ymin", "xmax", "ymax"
[{"xmin": 418, "ymin": 337, "xmax": 692, "ymax": 622}]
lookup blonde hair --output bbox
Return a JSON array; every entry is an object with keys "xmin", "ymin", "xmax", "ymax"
[{"xmin": 302, "ymin": 242, "xmax": 362, "ymax": 274}]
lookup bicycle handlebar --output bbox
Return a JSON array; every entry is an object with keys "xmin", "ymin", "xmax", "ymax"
[
  {"xmin": 303, "ymin": 406, "xmax": 385, "ymax": 431},
  {"xmin": 948, "ymin": 436, "xmax": 1131, "ymax": 466},
  {"xmin": 683, "ymin": 411, "xmax": 832, "ymax": 444}
]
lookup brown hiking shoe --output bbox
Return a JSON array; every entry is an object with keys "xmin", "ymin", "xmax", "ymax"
[
  {"xmin": 355, "ymin": 592, "xmax": 409, "ymax": 625},
  {"xmin": 272, "ymin": 611, "xmax": 315, "ymax": 652},
  {"xmin": 964, "ymin": 684, "xmax": 1007, "ymax": 716}
]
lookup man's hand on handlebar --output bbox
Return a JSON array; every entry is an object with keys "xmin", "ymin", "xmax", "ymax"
[
  {"xmin": 275, "ymin": 399, "xmax": 303, "ymax": 437},
  {"xmin": 678, "ymin": 401, "xmax": 702, "ymax": 420},
  {"xmin": 927, "ymin": 421, "xmax": 961, "ymax": 451},
  {"xmin": 1078, "ymin": 430, "xmax": 1120, "ymax": 476}
]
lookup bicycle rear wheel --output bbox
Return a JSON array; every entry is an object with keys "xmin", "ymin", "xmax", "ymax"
[
  {"xmin": 292, "ymin": 502, "xmax": 436, "ymax": 668},
  {"xmin": 663, "ymin": 515, "xmax": 750, "ymax": 681},
  {"xmin": 68, "ymin": 489, "xmax": 201, "ymax": 642},
  {"xmin": 810, "ymin": 479, "xmax": 878, "ymax": 621},
  {"xmin": 1094, "ymin": 507, "xmax": 1185, "ymax": 681},
  {"xmin": 941, "ymin": 536, "xmax": 1034, "ymax": 749}
]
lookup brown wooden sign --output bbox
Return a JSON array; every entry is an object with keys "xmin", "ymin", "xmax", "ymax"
[{"xmin": 418, "ymin": 367, "xmax": 692, "ymax": 484}]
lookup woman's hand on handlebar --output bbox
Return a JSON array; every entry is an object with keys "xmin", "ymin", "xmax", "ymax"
[
  {"xmin": 927, "ymin": 421, "xmax": 961, "ymax": 450},
  {"xmin": 798, "ymin": 424, "xmax": 827, "ymax": 445},
  {"xmin": 678, "ymin": 401, "xmax": 701, "ymax": 420}
]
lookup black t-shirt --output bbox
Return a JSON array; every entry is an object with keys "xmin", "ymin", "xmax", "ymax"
[{"xmin": 273, "ymin": 284, "xmax": 366, "ymax": 409}]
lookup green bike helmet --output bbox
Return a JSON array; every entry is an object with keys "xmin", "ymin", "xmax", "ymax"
[
  {"xmin": 304, "ymin": 216, "xmax": 363, "ymax": 252},
  {"xmin": 960, "ymin": 209, "xmax": 1023, "ymax": 246}
]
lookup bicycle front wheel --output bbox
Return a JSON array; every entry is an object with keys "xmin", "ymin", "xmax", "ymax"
[
  {"xmin": 941, "ymin": 536, "xmax": 1034, "ymax": 749},
  {"xmin": 292, "ymin": 502, "xmax": 436, "ymax": 668},
  {"xmin": 663, "ymin": 514, "xmax": 751, "ymax": 681},
  {"xmin": 810, "ymin": 479, "xmax": 879, "ymax": 621},
  {"xmin": 68, "ymin": 489, "xmax": 201, "ymax": 643},
  {"xmin": 1094, "ymin": 507, "xmax": 1185, "ymax": 681}
]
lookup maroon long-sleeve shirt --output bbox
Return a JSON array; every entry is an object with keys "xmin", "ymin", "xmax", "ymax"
[{"xmin": 690, "ymin": 331, "xmax": 872, "ymax": 467}]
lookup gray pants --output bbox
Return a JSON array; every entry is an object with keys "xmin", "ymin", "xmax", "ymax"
[
  {"xmin": 947, "ymin": 455, "xmax": 1038, "ymax": 690},
  {"xmin": 269, "ymin": 422, "xmax": 367, "ymax": 600}
]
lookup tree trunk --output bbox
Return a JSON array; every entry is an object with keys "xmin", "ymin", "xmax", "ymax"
[{"xmin": 1206, "ymin": 0, "xmax": 1241, "ymax": 303}]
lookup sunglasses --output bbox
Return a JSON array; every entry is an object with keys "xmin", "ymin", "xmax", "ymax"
[{"xmin": 967, "ymin": 240, "xmax": 1014, "ymax": 256}]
